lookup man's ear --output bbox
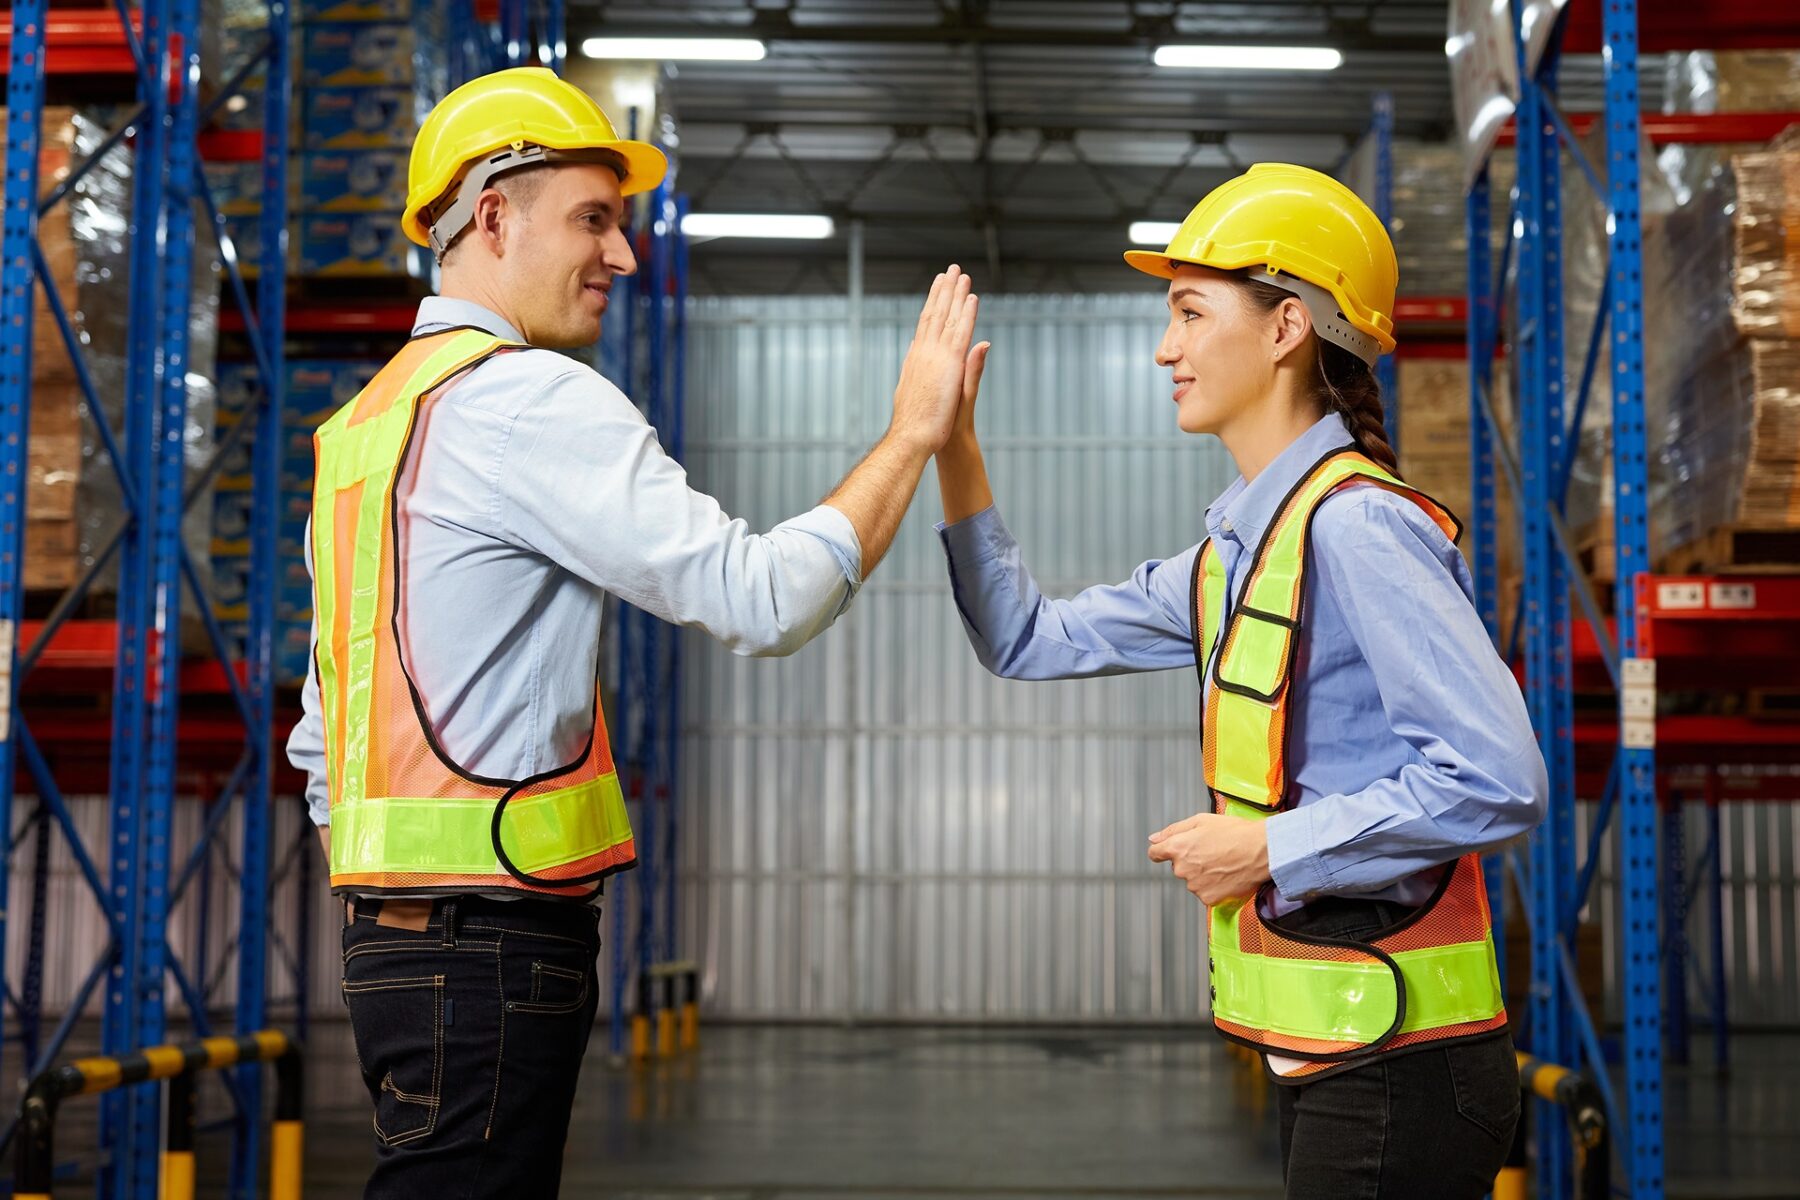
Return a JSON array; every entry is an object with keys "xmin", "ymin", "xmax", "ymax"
[{"xmin": 471, "ymin": 188, "xmax": 507, "ymax": 256}]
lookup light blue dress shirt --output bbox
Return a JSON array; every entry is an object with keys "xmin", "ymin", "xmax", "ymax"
[
  {"xmin": 937, "ymin": 412, "xmax": 1546, "ymax": 908},
  {"xmin": 288, "ymin": 297, "xmax": 864, "ymax": 827}
]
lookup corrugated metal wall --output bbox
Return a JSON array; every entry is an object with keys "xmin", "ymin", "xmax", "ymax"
[{"xmin": 677, "ymin": 293, "xmax": 1232, "ymax": 1021}]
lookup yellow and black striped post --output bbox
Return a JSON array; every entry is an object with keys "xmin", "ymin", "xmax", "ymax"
[
  {"xmin": 630, "ymin": 973, "xmax": 654, "ymax": 1063},
  {"xmin": 1507, "ymin": 1051, "xmax": 1611, "ymax": 1200},
  {"xmin": 14, "ymin": 1030, "xmax": 304, "ymax": 1200},
  {"xmin": 678, "ymin": 964, "xmax": 700, "ymax": 1052}
]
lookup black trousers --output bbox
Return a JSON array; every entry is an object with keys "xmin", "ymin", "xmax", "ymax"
[
  {"xmin": 342, "ymin": 894, "xmax": 601, "ymax": 1199},
  {"xmin": 1269, "ymin": 896, "xmax": 1521, "ymax": 1200}
]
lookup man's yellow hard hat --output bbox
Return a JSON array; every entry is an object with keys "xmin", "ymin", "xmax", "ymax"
[
  {"xmin": 403, "ymin": 66, "xmax": 667, "ymax": 256},
  {"xmin": 1124, "ymin": 163, "xmax": 1399, "ymax": 360}
]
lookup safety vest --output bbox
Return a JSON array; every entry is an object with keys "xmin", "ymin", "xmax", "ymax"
[
  {"xmin": 312, "ymin": 327, "xmax": 636, "ymax": 899},
  {"xmin": 1192, "ymin": 448, "xmax": 1507, "ymax": 1077}
]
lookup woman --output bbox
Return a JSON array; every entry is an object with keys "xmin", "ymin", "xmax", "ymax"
[{"xmin": 935, "ymin": 164, "xmax": 1546, "ymax": 1198}]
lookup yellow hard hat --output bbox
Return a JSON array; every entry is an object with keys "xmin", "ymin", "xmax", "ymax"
[
  {"xmin": 1124, "ymin": 163, "xmax": 1399, "ymax": 360},
  {"xmin": 403, "ymin": 66, "xmax": 667, "ymax": 255}
]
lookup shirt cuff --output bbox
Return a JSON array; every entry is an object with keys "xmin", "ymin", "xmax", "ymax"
[
  {"xmin": 935, "ymin": 504, "xmax": 1009, "ymax": 566},
  {"xmin": 1265, "ymin": 804, "xmax": 1331, "ymax": 903},
  {"xmin": 782, "ymin": 503, "xmax": 865, "ymax": 590}
]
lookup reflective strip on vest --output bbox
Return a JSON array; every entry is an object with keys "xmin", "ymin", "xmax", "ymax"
[
  {"xmin": 1210, "ymin": 901, "xmax": 1505, "ymax": 1043},
  {"xmin": 1197, "ymin": 448, "xmax": 1501, "ymax": 1060},
  {"xmin": 333, "ymin": 773, "xmax": 632, "ymax": 876},
  {"xmin": 314, "ymin": 330, "xmax": 503, "ymax": 809},
  {"xmin": 1205, "ymin": 452, "xmax": 1457, "ymax": 809}
]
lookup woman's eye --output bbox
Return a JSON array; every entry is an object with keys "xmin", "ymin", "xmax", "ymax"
[{"xmin": 1180, "ymin": 310, "xmax": 1199, "ymax": 324}]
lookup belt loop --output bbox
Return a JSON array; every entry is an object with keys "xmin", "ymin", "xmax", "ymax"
[{"xmin": 441, "ymin": 900, "xmax": 459, "ymax": 949}]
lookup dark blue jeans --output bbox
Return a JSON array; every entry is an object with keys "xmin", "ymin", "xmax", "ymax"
[
  {"xmin": 341, "ymin": 894, "xmax": 601, "ymax": 1199},
  {"xmin": 1272, "ymin": 896, "xmax": 1520, "ymax": 1199}
]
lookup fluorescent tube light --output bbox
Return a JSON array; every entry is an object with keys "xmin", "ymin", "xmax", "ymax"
[
  {"xmin": 1128, "ymin": 221, "xmax": 1182, "ymax": 246},
  {"xmin": 681, "ymin": 213, "xmax": 836, "ymax": 240},
  {"xmin": 581, "ymin": 37, "xmax": 766, "ymax": 62},
  {"xmin": 1153, "ymin": 45, "xmax": 1343, "ymax": 71}
]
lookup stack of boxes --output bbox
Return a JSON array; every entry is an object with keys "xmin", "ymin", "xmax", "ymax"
[
  {"xmin": 207, "ymin": 0, "xmax": 445, "ymax": 683},
  {"xmin": 9, "ymin": 108, "xmax": 84, "ymax": 590},
  {"xmin": 208, "ymin": 0, "xmax": 441, "ymax": 277},
  {"xmin": 1395, "ymin": 358, "xmax": 1518, "ymax": 596},
  {"xmin": 211, "ymin": 359, "xmax": 381, "ymax": 683}
]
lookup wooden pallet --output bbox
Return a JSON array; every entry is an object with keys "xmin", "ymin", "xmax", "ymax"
[{"xmin": 1656, "ymin": 524, "xmax": 1800, "ymax": 575}]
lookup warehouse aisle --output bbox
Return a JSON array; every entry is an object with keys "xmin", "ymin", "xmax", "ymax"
[{"xmin": 299, "ymin": 1023, "xmax": 1288, "ymax": 1198}]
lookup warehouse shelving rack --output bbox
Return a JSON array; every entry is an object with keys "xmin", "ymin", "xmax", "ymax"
[
  {"xmin": 0, "ymin": 0, "xmax": 292, "ymax": 1195},
  {"xmin": 1465, "ymin": 3, "xmax": 1800, "ymax": 1198},
  {"xmin": 0, "ymin": 0, "xmax": 583, "ymax": 1196},
  {"xmin": 602, "ymin": 150, "xmax": 691, "ymax": 1064}
]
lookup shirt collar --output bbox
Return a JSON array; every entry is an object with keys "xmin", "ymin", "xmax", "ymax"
[
  {"xmin": 412, "ymin": 295, "xmax": 527, "ymax": 344},
  {"xmin": 1205, "ymin": 412, "xmax": 1356, "ymax": 547}
]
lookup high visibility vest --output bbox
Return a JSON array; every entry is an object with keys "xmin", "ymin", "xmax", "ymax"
[
  {"xmin": 312, "ymin": 327, "xmax": 636, "ymax": 899},
  {"xmin": 1192, "ymin": 448, "xmax": 1507, "ymax": 1077}
]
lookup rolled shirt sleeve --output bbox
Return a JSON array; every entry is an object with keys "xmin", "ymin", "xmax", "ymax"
[
  {"xmin": 937, "ymin": 505, "xmax": 1197, "ymax": 679},
  {"xmin": 1263, "ymin": 489, "xmax": 1549, "ymax": 901},
  {"xmin": 499, "ymin": 359, "xmax": 862, "ymax": 658}
]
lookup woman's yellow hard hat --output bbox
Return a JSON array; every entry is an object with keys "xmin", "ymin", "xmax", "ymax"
[
  {"xmin": 403, "ymin": 67, "xmax": 667, "ymax": 255},
  {"xmin": 1124, "ymin": 163, "xmax": 1399, "ymax": 358}
]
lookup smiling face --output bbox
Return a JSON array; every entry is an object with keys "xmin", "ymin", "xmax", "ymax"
[
  {"xmin": 491, "ymin": 162, "xmax": 637, "ymax": 349},
  {"xmin": 1154, "ymin": 265, "xmax": 1304, "ymax": 436}
]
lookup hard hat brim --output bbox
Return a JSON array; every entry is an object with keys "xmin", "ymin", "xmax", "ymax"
[
  {"xmin": 1121, "ymin": 247, "xmax": 1398, "ymax": 355},
  {"xmin": 401, "ymin": 137, "xmax": 669, "ymax": 248}
]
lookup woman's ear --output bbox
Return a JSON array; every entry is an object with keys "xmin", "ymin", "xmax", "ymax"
[{"xmin": 1271, "ymin": 296, "xmax": 1311, "ymax": 365}]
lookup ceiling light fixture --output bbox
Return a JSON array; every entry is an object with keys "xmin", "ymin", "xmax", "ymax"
[
  {"xmin": 1153, "ymin": 45, "xmax": 1343, "ymax": 71},
  {"xmin": 681, "ymin": 213, "xmax": 836, "ymax": 240},
  {"xmin": 581, "ymin": 37, "xmax": 766, "ymax": 62},
  {"xmin": 1128, "ymin": 221, "xmax": 1182, "ymax": 246}
]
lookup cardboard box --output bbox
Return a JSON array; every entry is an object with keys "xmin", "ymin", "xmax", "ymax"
[
  {"xmin": 302, "ymin": 23, "xmax": 416, "ymax": 86},
  {"xmin": 300, "ymin": 0, "xmax": 412, "ymax": 20},
  {"xmin": 24, "ymin": 518, "xmax": 78, "ymax": 590},
  {"xmin": 203, "ymin": 160, "xmax": 268, "ymax": 216},
  {"xmin": 299, "ymin": 150, "xmax": 408, "ymax": 211},
  {"xmin": 303, "ymin": 87, "xmax": 419, "ymax": 149},
  {"xmin": 295, "ymin": 212, "xmax": 419, "ymax": 277}
]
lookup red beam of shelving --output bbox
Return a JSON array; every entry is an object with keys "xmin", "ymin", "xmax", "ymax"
[
  {"xmin": 197, "ymin": 128, "xmax": 263, "ymax": 163},
  {"xmin": 1497, "ymin": 111, "xmax": 1800, "ymax": 148},
  {"xmin": 1562, "ymin": 0, "xmax": 1800, "ymax": 53},
  {"xmin": 0, "ymin": 10, "xmax": 144, "ymax": 76},
  {"xmin": 219, "ymin": 298, "xmax": 421, "ymax": 336}
]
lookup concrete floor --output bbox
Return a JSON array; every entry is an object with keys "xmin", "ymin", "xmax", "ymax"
[{"xmin": 19, "ymin": 1023, "xmax": 1800, "ymax": 1197}]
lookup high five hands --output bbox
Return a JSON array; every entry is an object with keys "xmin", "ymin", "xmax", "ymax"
[
  {"xmin": 890, "ymin": 265, "xmax": 989, "ymax": 456},
  {"xmin": 1148, "ymin": 812, "xmax": 1274, "ymax": 906}
]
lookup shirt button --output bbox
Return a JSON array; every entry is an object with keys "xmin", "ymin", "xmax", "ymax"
[{"xmin": 1221, "ymin": 518, "xmax": 1234, "ymax": 533}]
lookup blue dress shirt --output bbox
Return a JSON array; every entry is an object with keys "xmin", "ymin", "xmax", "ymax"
[{"xmin": 937, "ymin": 413, "xmax": 1546, "ymax": 908}]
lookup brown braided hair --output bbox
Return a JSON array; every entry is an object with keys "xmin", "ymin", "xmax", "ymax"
[{"xmin": 1230, "ymin": 274, "xmax": 1400, "ymax": 476}]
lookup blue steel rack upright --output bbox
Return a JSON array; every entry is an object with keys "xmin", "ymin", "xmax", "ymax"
[
  {"xmin": 0, "ymin": 2, "xmax": 292, "ymax": 1197},
  {"xmin": 1464, "ymin": 3, "xmax": 1661, "ymax": 1197},
  {"xmin": 603, "ymin": 151, "xmax": 690, "ymax": 1064}
]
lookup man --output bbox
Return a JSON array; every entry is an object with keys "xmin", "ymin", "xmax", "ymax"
[{"xmin": 286, "ymin": 66, "xmax": 981, "ymax": 1197}]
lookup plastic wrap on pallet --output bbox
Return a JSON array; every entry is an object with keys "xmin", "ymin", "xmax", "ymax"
[
  {"xmin": 67, "ymin": 108, "xmax": 221, "ymax": 597},
  {"xmin": 1644, "ymin": 134, "xmax": 1800, "ymax": 550},
  {"xmin": 1557, "ymin": 126, "xmax": 1680, "ymax": 541},
  {"xmin": 1342, "ymin": 141, "xmax": 1515, "ymax": 299},
  {"xmin": 1665, "ymin": 50, "xmax": 1800, "ymax": 116}
]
